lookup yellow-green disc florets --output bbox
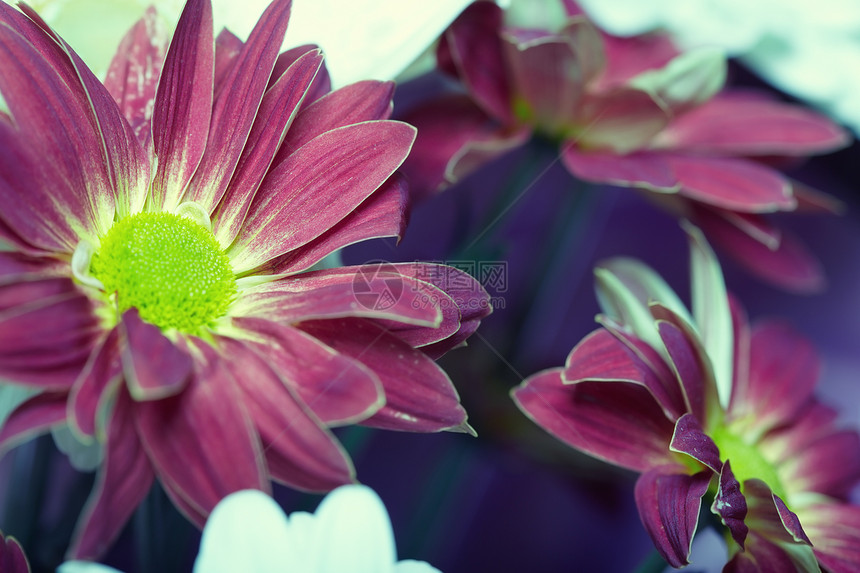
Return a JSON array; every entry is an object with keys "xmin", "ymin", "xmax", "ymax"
[{"xmin": 90, "ymin": 211, "xmax": 236, "ymax": 334}]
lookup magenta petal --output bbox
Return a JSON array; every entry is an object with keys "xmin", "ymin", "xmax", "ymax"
[
  {"xmin": 783, "ymin": 430, "xmax": 860, "ymax": 499},
  {"xmin": 0, "ymin": 279, "xmax": 99, "ymax": 388},
  {"xmin": 655, "ymin": 317, "xmax": 707, "ymax": 422},
  {"xmin": 0, "ymin": 391, "xmax": 67, "ymax": 455},
  {"xmin": 0, "ymin": 251, "xmax": 65, "ymax": 281},
  {"xmin": 184, "ymin": 0, "xmax": 293, "ymax": 212},
  {"xmin": 724, "ymin": 532, "xmax": 805, "ymax": 573},
  {"xmin": 512, "ymin": 369, "xmax": 677, "ymax": 472},
  {"xmin": 234, "ymin": 317, "xmax": 383, "ymax": 426},
  {"xmin": 0, "ymin": 535, "xmax": 29, "ymax": 573},
  {"xmin": 563, "ymin": 329, "xmax": 684, "ymax": 419},
  {"xmin": 693, "ymin": 205, "xmax": 825, "ymax": 293},
  {"xmin": 759, "ymin": 401, "xmax": 840, "ymax": 466},
  {"xmin": 228, "ymin": 121, "xmax": 415, "ymax": 273},
  {"xmin": 120, "ymin": 309, "xmax": 193, "ymax": 401},
  {"xmin": 18, "ymin": 4, "xmax": 152, "ymax": 220},
  {"xmin": 597, "ymin": 32, "xmax": 677, "ymax": 90},
  {"xmin": 135, "ymin": 343, "xmax": 269, "ymax": 517},
  {"xmin": 68, "ymin": 329, "xmax": 122, "ymax": 438},
  {"xmin": 150, "ymin": 0, "xmax": 214, "ymax": 211},
  {"xmin": 213, "ymin": 29, "xmax": 243, "ymax": 96},
  {"xmin": 668, "ymin": 155, "xmax": 794, "ymax": 212},
  {"xmin": 731, "ymin": 320, "xmax": 820, "ymax": 433},
  {"xmin": 634, "ymin": 467, "xmax": 711, "ymax": 568},
  {"xmin": 269, "ymin": 44, "xmax": 330, "ymax": 104},
  {"xmin": 743, "ymin": 479, "xmax": 811, "ymax": 545},
  {"xmin": 669, "ymin": 414, "xmax": 721, "ymax": 473},
  {"xmin": 277, "ymin": 80, "xmax": 395, "ymax": 159},
  {"xmin": 263, "ymin": 174, "xmax": 408, "ymax": 275},
  {"xmin": 219, "ymin": 337, "xmax": 355, "ymax": 491},
  {"xmin": 104, "ymin": 7, "xmax": 168, "ymax": 146},
  {"xmin": 444, "ymin": 1, "xmax": 512, "ymax": 122},
  {"xmin": 711, "ymin": 460, "xmax": 748, "ymax": 548},
  {"xmin": 68, "ymin": 389, "xmax": 155, "ymax": 560},
  {"xmin": 212, "ymin": 48, "xmax": 324, "ymax": 246},
  {"xmin": 560, "ymin": 147, "xmax": 678, "ymax": 191},
  {"xmin": 599, "ymin": 321, "xmax": 688, "ymax": 419},
  {"xmin": 300, "ymin": 318, "xmax": 469, "ymax": 433},
  {"xmin": 657, "ymin": 92, "xmax": 850, "ymax": 155},
  {"xmin": 380, "ymin": 262, "xmax": 491, "ymax": 356},
  {"xmin": 233, "ymin": 266, "xmax": 442, "ymax": 327},
  {"xmin": 0, "ymin": 7, "xmax": 116, "ymax": 249},
  {"xmin": 802, "ymin": 504, "xmax": 860, "ymax": 573}
]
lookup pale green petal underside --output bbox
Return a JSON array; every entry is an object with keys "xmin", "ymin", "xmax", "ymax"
[
  {"xmin": 599, "ymin": 257, "xmax": 693, "ymax": 326},
  {"xmin": 685, "ymin": 222, "xmax": 733, "ymax": 408},
  {"xmin": 629, "ymin": 46, "xmax": 727, "ymax": 112},
  {"xmin": 52, "ymin": 424, "xmax": 104, "ymax": 471},
  {"xmin": 594, "ymin": 264, "xmax": 664, "ymax": 357}
]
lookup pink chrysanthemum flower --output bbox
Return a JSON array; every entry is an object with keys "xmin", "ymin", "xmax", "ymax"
[
  {"xmin": 0, "ymin": 0, "xmax": 490, "ymax": 559},
  {"xmin": 401, "ymin": 0, "xmax": 849, "ymax": 292},
  {"xmin": 512, "ymin": 225, "xmax": 860, "ymax": 571}
]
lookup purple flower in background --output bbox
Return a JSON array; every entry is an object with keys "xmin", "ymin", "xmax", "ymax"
[
  {"xmin": 512, "ymin": 225, "xmax": 860, "ymax": 570},
  {"xmin": 0, "ymin": 0, "xmax": 489, "ymax": 559},
  {"xmin": 401, "ymin": 0, "xmax": 849, "ymax": 292}
]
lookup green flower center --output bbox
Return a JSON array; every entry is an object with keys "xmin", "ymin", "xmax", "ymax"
[
  {"xmin": 710, "ymin": 424, "xmax": 787, "ymax": 500},
  {"xmin": 90, "ymin": 211, "xmax": 236, "ymax": 333}
]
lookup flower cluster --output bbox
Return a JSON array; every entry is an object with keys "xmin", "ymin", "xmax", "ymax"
[{"xmin": 513, "ymin": 226, "xmax": 860, "ymax": 570}]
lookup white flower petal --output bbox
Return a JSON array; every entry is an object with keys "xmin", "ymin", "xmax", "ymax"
[
  {"xmin": 193, "ymin": 490, "xmax": 296, "ymax": 573},
  {"xmin": 312, "ymin": 484, "xmax": 397, "ymax": 573},
  {"xmin": 393, "ymin": 560, "xmax": 443, "ymax": 573},
  {"xmin": 58, "ymin": 561, "xmax": 124, "ymax": 573}
]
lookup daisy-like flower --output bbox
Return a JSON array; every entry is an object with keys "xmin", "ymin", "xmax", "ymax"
[
  {"xmin": 401, "ymin": 0, "xmax": 849, "ymax": 292},
  {"xmin": 0, "ymin": 0, "xmax": 490, "ymax": 559},
  {"xmin": 61, "ymin": 485, "xmax": 440, "ymax": 573},
  {"xmin": 512, "ymin": 225, "xmax": 860, "ymax": 570}
]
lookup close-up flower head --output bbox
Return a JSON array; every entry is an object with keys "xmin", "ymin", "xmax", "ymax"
[
  {"xmin": 0, "ymin": 0, "xmax": 489, "ymax": 560},
  {"xmin": 513, "ymin": 225, "xmax": 860, "ymax": 570}
]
